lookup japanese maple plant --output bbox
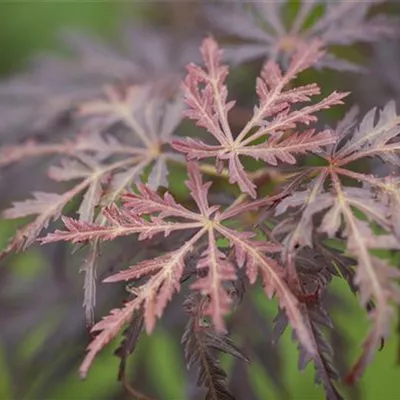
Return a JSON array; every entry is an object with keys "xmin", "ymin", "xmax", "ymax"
[{"xmin": 1, "ymin": 1, "xmax": 400, "ymax": 400}]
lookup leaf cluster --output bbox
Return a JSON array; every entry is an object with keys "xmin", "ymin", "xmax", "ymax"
[{"xmin": 1, "ymin": 2, "xmax": 400, "ymax": 399}]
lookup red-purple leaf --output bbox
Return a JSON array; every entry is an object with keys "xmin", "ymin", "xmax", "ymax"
[{"xmin": 177, "ymin": 38, "xmax": 347, "ymax": 197}]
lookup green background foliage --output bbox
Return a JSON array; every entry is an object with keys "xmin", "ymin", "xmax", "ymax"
[{"xmin": 0, "ymin": 1, "xmax": 399, "ymax": 399}]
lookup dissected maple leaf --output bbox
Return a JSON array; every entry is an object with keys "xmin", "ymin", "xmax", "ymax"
[
  {"xmin": 182, "ymin": 294, "xmax": 249, "ymax": 400},
  {"xmin": 0, "ymin": 23, "xmax": 200, "ymax": 140},
  {"xmin": 1, "ymin": 83, "xmax": 185, "ymax": 326},
  {"xmin": 321, "ymin": 175, "xmax": 400, "ymax": 383},
  {"xmin": 332, "ymin": 100, "xmax": 400, "ymax": 166},
  {"xmin": 2, "ymin": 5, "xmax": 400, "ymax": 396},
  {"xmin": 275, "ymin": 304, "xmax": 344, "ymax": 400},
  {"xmin": 114, "ymin": 305, "xmax": 144, "ymax": 381},
  {"xmin": 272, "ymin": 247, "xmax": 347, "ymax": 400},
  {"xmin": 173, "ymin": 37, "xmax": 347, "ymax": 198},
  {"xmin": 205, "ymin": 0, "xmax": 399, "ymax": 71},
  {"xmin": 40, "ymin": 162, "xmax": 316, "ymax": 376},
  {"xmin": 273, "ymin": 101, "xmax": 400, "ymax": 382},
  {"xmin": 369, "ymin": 175, "xmax": 400, "ymax": 239},
  {"xmin": 1, "ymin": 84, "xmax": 183, "ymax": 248}
]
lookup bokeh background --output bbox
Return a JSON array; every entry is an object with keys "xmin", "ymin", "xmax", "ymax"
[{"xmin": 0, "ymin": 1, "xmax": 400, "ymax": 399}]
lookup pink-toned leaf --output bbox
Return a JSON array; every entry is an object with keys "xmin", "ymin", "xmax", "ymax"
[
  {"xmin": 78, "ymin": 176, "xmax": 106, "ymax": 223},
  {"xmin": 180, "ymin": 38, "xmax": 347, "ymax": 197},
  {"xmin": 0, "ymin": 140, "xmax": 76, "ymax": 168},
  {"xmin": 80, "ymin": 230, "xmax": 206, "ymax": 378},
  {"xmin": 237, "ymin": 129, "xmax": 335, "ymax": 165},
  {"xmin": 103, "ymin": 159, "xmax": 150, "ymax": 205},
  {"xmin": 185, "ymin": 162, "xmax": 213, "ymax": 216},
  {"xmin": 3, "ymin": 181, "xmax": 88, "ymax": 249},
  {"xmin": 48, "ymin": 158, "xmax": 92, "ymax": 182},
  {"xmin": 172, "ymin": 138, "xmax": 224, "ymax": 160},
  {"xmin": 319, "ymin": 172, "xmax": 400, "ymax": 380},
  {"xmin": 80, "ymin": 297, "xmax": 141, "ymax": 378},
  {"xmin": 217, "ymin": 225, "xmax": 315, "ymax": 356},
  {"xmin": 226, "ymin": 154, "xmax": 257, "ymax": 199},
  {"xmin": 190, "ymin": 230, "xmax": 237, "ymax": 332},
  {"xmin": 122, "ymin": 184, "xmax": 200, "ymax": 221}
]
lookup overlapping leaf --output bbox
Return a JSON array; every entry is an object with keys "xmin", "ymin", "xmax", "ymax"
[
  {"xmin": 1, "ymin": 84, "xmax": 185, "ymax": 327},
  {"xmin": 173, "ymin": 37, "xmax": 347, "ymax": 198},
  {"xmin": 273, "ymin": 248, "xmax": 348, "ymax": 400},
  {"xmin": 320, "ymin": 174, "xmax": 400, "ymax": 382},
  {"xmin": 205, "ymin": 0, "xmax": 399, "ymax": 70},
  {"xmin": 333, "ymin": 100, "xmax": 400, "ymax": 166},
  {"xmin": 40, "ymin": 162, "xmax": 316, "ymax": 376},
  {"xmin": 182, "ymin": 295, "xmax": 249, "ymax": 400},
  {"xmin": 0, "ymin": 23, "xmax": 200, "ymax": 139},
  {"xmin": 273, "ymin": 101, "xmax": 400, "ymax": 382},
  {"xmin": 1, "ymin": 6, "xmax": 400, "ymax": 397},
  {"xmin": 2, "ymin": 84, "xmax": 183, "ymax": 248}
]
